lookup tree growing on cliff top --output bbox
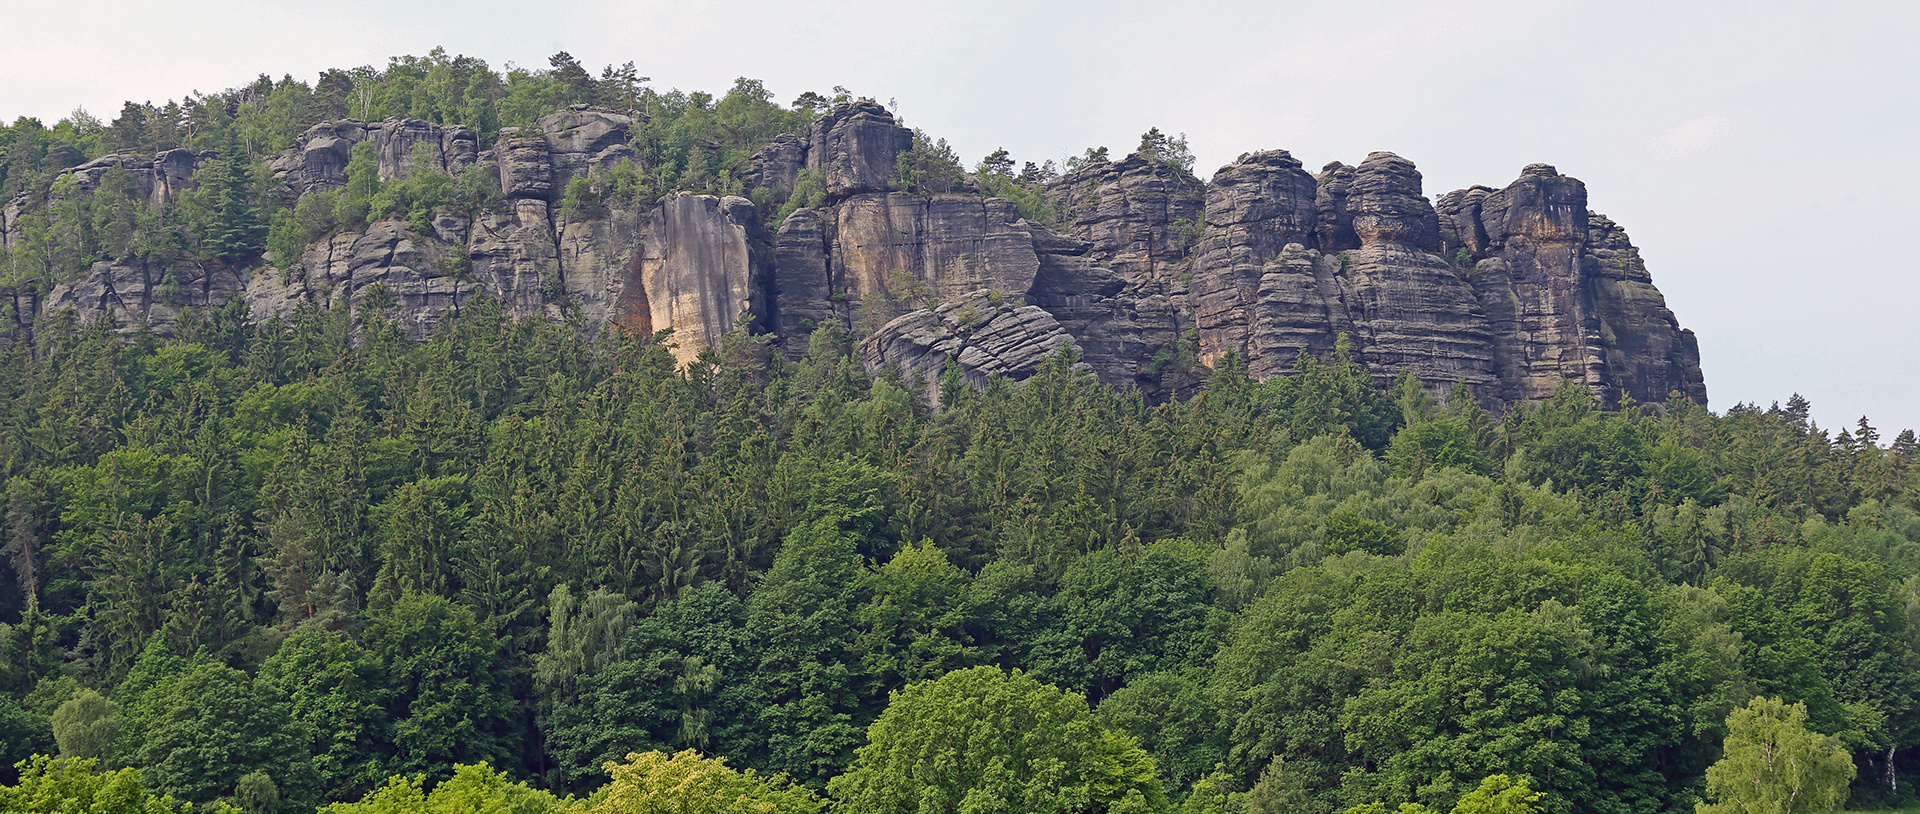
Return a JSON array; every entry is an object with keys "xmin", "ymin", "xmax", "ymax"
[{"xmin": 1136, "ymin": 127, "xmax": 1196, "ymax": 175}]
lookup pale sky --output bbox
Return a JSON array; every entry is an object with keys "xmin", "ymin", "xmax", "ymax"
[{"xmin": 3, "ymin": 0, "xmax": 1916, "ymax": 435}]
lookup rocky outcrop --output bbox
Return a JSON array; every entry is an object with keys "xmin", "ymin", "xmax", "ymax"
[
  {"xmin": 1175, "ymin": 150, "xmax": 1704, "ymax": 408},
  {"xmin": 611, "ymin": 193, "xmax": 767, "ymax": 366},
  {"xmin": 58, "ymin": 150, "xmax": 205, "ymax": 208},
  {"xmin": 770, "ymin": 207, "xmax": 834, "ymax": 356},
  {"xmin": 745, "ymin": 134, "xmax": 808, "ymax": 202},
  {"xmin": 1038, "ymin": 154, "xmax": 1207, "ymax": 397},
  {"xmin": 1584, "ymin": 214, "xmax": 1707, "ymax": 406},
  {"xmin": 861, "ymin": 289, "xmax": 1084, "ymax": 399},
  {"xmin": 1189, "ymin": 150, "xmax": 1332, "ymax": 374},
  {"xmin": 808, "ymin": 100, "xmax": 912, "ymax": 198},
  {"xmin": 1436, "ymin": 163, "xmax": 1708, "ymax": 406},
  {"xmin": 267, "ymin": 119, "xmax": 478, "ymax": 192},
  {"xmin": 7, "ymin": 103, "xmax": 1706, "ymax": 408},
  {"xmin": 1337, "ymin": 153, "xmax": 1500, "ymax": 393},
  {"xmin": 1047, "ymin": 153, "xmax": 1205, "ymax": 286},
  {"xmin": 538, "ymin": 107, "xmax": 635, "ymax": 193},
  {"xmin": 495, "ymin": 129, "xmax": 556, "ymax": 201},
  {"xmin": 44, "ymin": 256, "xmax": 244, "ymax": 335},
  {"xmin": 829, "ymin": 193, "xmax": 1040, "ymax": 322}
]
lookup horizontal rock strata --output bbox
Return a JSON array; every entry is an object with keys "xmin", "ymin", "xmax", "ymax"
[{"xmin": 5, "ymin": 100, "xmax": 1705, "ymax": 408}]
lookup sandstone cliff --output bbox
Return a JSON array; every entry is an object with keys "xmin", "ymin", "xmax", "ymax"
[{"xmin": 2, "ymin": 100, "xmax": 1705, "ymax": 409}]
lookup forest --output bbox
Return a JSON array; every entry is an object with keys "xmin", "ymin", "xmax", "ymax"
[{"xmin": 2, "ymin": 49, "xmax": 1920, "ymax": 814}]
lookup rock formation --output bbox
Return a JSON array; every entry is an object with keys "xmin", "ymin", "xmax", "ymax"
[
  {"xmin": 3, "ymin": 99, "xmax": 1706, "ymax": 409},
  {"xmin": 860, "ymin": 289, "xmax": 1084, "ymax": 402}
]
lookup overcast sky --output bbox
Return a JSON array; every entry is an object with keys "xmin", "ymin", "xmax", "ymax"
[{"xmin": 3, "ymin": 0, "xmax": 1915, "ymax": 434}]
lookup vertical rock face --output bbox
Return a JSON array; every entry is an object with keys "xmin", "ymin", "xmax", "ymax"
[
  {"xmin": 538, "ymin": 107, "xmax": 635, "ymax": 193},
  {"xmin": 611, "ymin": 193, "xmax": 767, "ymax": 366},
  {"xmin": 1337, "ymin": 152, "xmax": 1500, "ymax": 393},
  {"xmin": 43, "ymin": 257, "xmax": 243, "ymax": 336},
  {"xmin": 1584, "ymin": 214, "xmax": 1707, "ymax": 406},
  {"xmin": 1189, "ymin": 150, "xmax": 1331, "ymax": 374},
  {"xmin": 270, "ymin": 121, "xmax": 366, "ymax": 192},
  {"xmin": 1038, "ymin": 155, "xmax": 1207, "ymax": 396},
  {"xmin": 495, "ymin": 128, "xmax": 556, "ymax": 201},
  {"xmin": 266, "ymin": 119, "xmax": 478, "ymax": 191},
  {"xmin": 807, "ymin": 100, "xmax": 912, "ymax": 198},
  {"xmin": 771, "ymin": 208, "xmax": 834, "ymax": 356},
  {"xmin": 745, "ymin": 134, "xmax": 808, "ymax": 201},
  {"xmin": 1314, "ymin": 162, "xmax": 1361, "ymax": 253},
  {"xmin": 57, "ymin": 151, "xmax": 208, "ymax": 209},
  {"xmin": 1046, "ymin": 154, "xmax": 1205, "ymax": 285},
  {"xmin": 829, "ymin": 193, "xmax": 1040, "ymax": 318},
  {"xmin": 11, "ymin": 110, "xmax": 1705, "ymax": 410},
  {"xmin": 1437, "ymin": 163, "xmax": 1707, "ymax": 406}
]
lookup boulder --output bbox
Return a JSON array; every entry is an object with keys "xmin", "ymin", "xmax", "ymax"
[{"xmin": 861, "ymin": 288, "xmax": 1084, "ymax": 401}]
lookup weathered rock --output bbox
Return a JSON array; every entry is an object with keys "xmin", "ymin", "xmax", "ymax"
[
  {"xmin": 1436, "ymin": 163, "xmax": 1708, "ymax": 407},
  {"xmin": 861, "ymin": 288, "xmax": 1083, "ymax": 400},
  {"xmin": 1040, "ymin": 152, "xmax": 1206, "ymax": 397},
  {"xmin": 609, "ymin": 193, "xmax": 767, "ymax": 366},
  {"xmin": 539, "ymin": 107, "xmax": 634, "ymax": 193},
  {"xmin": 56, "ymin": 150, "xmax": 206, "ymax": 210},
  {"xmin": 1, "ymin": 194, "xmax": 25, "ymax": 251},
  {"xmin": 1313, "ymin": 161, "xmax": 1361, "ymax": 253},
  {"xmin": 43, "ymin": 256, "xmax": 244, "ymax": 335},
  {"xmin": 1348, "ymin": 152, "xmax": 1441, "ymax": 251},
  {"xmin": 745, "ymin": 134, "xmax": 808, "ymax": 201},
  {"xmin": 372, "ymin": 118, "xmax": 449, "ymax": 181},
  {"xmin": 496, "ymin": 128, "xmax": 555, "ymax": 200},
  {"xmin": 270, "ymin": 120, "xmax": 368, "ymax": 192},
  {"xmin": 468, "ymin": 198, "xmax": 561, "ymax": 320},
  {"xmin": 1045, "ymin": 153, "xmax": 1205, "ymax": 286},
  {"xmin": 1190, "ymin": 151, "xmax": 1327, "ymax": 373},
  {"xmin": 267, "ymin": 119, "xmax": 475, "ymax": 193},
  {"xmin": 771, "ymin": 207, "xmax": 834, "ymax": 357},
  {"xmin": 1584, "ymin": 213, "xmax": 1708, "ymax": 405},
  {"xmin": 1029, "ymin": 228, "xmax": 1155, "ymax": 388},
  {"xmin": 557, "ymin": 206, "xmax": 648, "ymax": 333},
  {"xmin": 829, "ymin": 192, "xmax": 1041, "ymax": 327},
  {"xmin": 807, "ymin": 100, "xmax": 912, "ymax": 198},
  {"xmin": 8, "ymin": 111, "xmax": 1709, "ymax": 411}
]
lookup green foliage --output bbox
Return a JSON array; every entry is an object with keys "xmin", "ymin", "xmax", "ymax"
[
  {"xmin": 1698, "ymin": 698, "xmax": 1854, "ymax": 814},
  {"xmin": 1449, "ymin": 776, "xmax": 1546, "ymax": 814},
  {"xmin": 335, "ymin": 141, "xmax": 380, "ymax": 230},
  {"xmin": 590, "ymin": 750, "xmax": 822, "ymax": 814},
  {"xmin": 0, "ymin": 756, "xmax": 186, "ymax": 814},
  {"xmin": 362, "ymin": 593, "xmax": 513, "ymax": 779},
  {"xmin": 772, "ymin": 168, "xmax": 826, "ymax": 226},
  {"xmin": 891, "ymin": 130, "xmax": 965, "ymax": 195},
  {"xmin": 325, "ymin": 763, "xmax": 572, "ymax": 814},
  {"xmin": 50, "ymin": 688, "xmax": 122, "ymax": 760},
  {"xmin": 828, "ymin": 666, "xmax": 1170, "ymax": 814},
  {"xmin": 258, "ymin": 629, "xmax": 392, "ymax": 801},
  {"xmin": 976, "ymin": 150, "xmax": 1064, "ymax": 225},
  {"xmin": 1137, "ymin": 127, "xmax": 1197, "ymax": 175},
  {"xmin": 0, "ymin": 701, "xmax": 55, "ymax": 784},
  {"xmin": 123, "ymin": 657, "xmax": 319, "ymax": 809}
]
